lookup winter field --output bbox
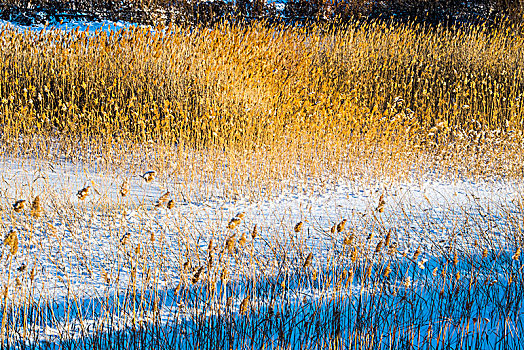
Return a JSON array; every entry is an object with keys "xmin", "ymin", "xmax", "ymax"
[{"xmin": 1, "ymin": 17, "xmax": 524, "ymax": 349}]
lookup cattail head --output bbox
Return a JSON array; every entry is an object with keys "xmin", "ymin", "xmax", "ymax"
[
  {"xmin": 77, "ymin": 186, "xmax": 90, "ymax": 200},
  {"xmin": 251, "ymin": 224, "xmax": 258, "ymax": 239},
  {"xmin": 13, "ymin": 199, "xmax": 26, "ymax": 212},
  {"xmin": 30, "ymin": 196, "xmax": 42, "ymax": 217},
  {"xmin": 336, "ymin": 219, "xmax": 347, "ymax": 233},
  {"xmin": 294, "ymin": 221, "xmax": 303, "ymax": 233}
]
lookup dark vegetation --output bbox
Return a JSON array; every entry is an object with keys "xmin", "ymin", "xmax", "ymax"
[{"xmin": 0, "ymin": 0, "xmax": 523, "ymax": 26}]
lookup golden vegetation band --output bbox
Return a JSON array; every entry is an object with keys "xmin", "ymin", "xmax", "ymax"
[{"xmin": 0, "ymin": 20, "xmax": 523, "ymax": 150}]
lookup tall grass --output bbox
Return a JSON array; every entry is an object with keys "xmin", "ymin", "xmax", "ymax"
[{"xmin": 1, "ymin": 21, "xmax": 524, "ymax": 168}]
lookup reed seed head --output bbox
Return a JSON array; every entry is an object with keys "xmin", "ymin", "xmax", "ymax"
[
  {"xmin": 142, "ymin": 171, "xmax": 156, "ymax": 183},
  {"xmin": 30, "ymin": 196, "xmax": 43, "ymax": 217},
  {"xmin": 13, "ymin": 199, "xmax": 26, "ymax": 212},
  {"xmin": 77, "ymin": 186, "xmax": 90, "ymax": 200},
  {"xmin": 336, "ymin": 219, "xmax": 347, "ymax": 233},
  {"xmin": 303, "ymin": 252, "xmax": 313, "ymax": 268}
]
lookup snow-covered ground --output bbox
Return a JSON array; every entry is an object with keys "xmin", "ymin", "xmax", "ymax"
[{"xmin": 1, "ymin": 155, "xmax": 522, "ymax": 346}]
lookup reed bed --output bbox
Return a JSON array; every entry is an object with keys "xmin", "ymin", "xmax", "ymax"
[{"xmin": 0, "ymin": 18, "xmax": 523, "ymax": 349}]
